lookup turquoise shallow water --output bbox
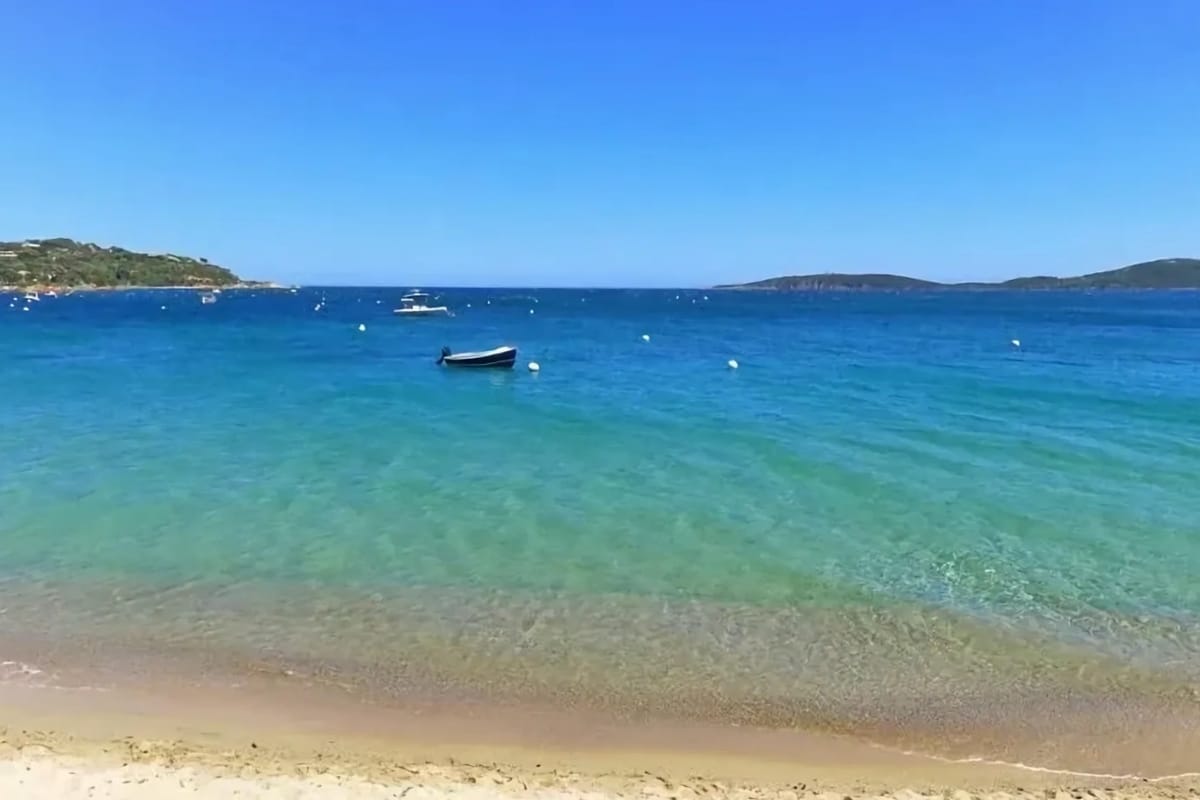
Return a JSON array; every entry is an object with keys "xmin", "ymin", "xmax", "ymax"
[{"xmin": 2, "ymin": 288, "xmax": 1199, "ymax": 760}]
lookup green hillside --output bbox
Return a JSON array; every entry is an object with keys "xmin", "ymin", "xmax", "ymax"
[
  {"xmin": 720, "ymin": 273, "xmax": 938, "ymax": 290},
  {"xmin": 1002, "ymin": 259, "xmax": 1200, "ymax": 289},
  {"xmin": 0, "ymin": 238, "xmax": 243, "ymax": 288},
  {"xmin": 720, "ymin": 258, "xmax": 1200, "ymax": 291}
]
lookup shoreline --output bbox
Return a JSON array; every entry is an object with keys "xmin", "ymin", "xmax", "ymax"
[
  {"xmin": 3, "ymin": 681, "xmax": 1199, "ymax": 800},
  {"xmin": 1, "ymin": 680, "xmax": 1197, "ymax": 800},
  {"xmin": 1, "ymin": 634, "xmax": 1199, "ymax": 794},
  {"xmin": 2, "ymin": 577, "xmax": 1200, "ymax": 781}
]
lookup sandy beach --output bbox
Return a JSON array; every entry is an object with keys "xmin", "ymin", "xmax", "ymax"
[
  {"xmin": 3, "ymin": 727, "xmax": 1199, "ymax": 800},
  {"xmin": 1, "ymin": 671, "xmax": 1198, "ymax": 800}
]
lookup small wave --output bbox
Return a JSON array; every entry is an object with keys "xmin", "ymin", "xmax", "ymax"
[
  {"xmin": 872, "ymin": 741, "xmax": 1200, "ymax": 783},
  {"xmin": 0, "ymin": 660, "xmax": 109, "ymax": 692},
  {"xmin": 0, "ymin": 659, "xmax": 45, "ymax": 678}
]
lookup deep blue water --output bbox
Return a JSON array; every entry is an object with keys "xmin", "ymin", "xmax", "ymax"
[{"xmin": 2, "ymin": 287, "xmax": 1199, "ymax": 746}]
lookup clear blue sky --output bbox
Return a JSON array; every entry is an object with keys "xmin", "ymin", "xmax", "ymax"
[{"xmin": 3, "ymin": 1, "xmax": 1198, "ymax": 286}]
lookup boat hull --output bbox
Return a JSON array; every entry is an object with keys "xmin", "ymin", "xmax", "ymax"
[{"xmin": 393, "ymin": 307, "xmax": 449, "ymax": 316}]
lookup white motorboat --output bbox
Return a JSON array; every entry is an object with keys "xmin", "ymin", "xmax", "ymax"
[
  {"xmin": 393, "ymin": 291, "xmax": 449, "ymax": 316},
  {"xmin": 200, "ymin": 292, "xmax": 218, "ymax": 305},
  {"xmin": 23, "ymin": 291, "xmax": 40, "ymax": 302}
]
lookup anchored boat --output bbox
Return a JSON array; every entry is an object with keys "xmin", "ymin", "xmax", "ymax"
[
  {"xmin": 394, "ymin": 291, "xmax": 449, "ymax": 316},
  {"xmin": 436, "ymin": 346, "xmax": 517, "ymax": 369}
]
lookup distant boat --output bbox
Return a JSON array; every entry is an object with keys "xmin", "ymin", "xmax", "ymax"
[
  {"xmin": 200, "ymin": 292, "xmax": 218, "ymax": 305},
  {"xmin": 394, "ymin": 291, "xmax": 449, "ymax": 317},
  {"xmin": 437, "ymin": 345, "xmax": 517, "ymax": 369},
  {"xmin": 23, "ymin": 291, "xmax": 40, "ymax": 302}
]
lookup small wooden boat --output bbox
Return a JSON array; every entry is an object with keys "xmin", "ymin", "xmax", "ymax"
[{"xmin": 437, "ymin": 345, "xmax": 517, "ymax": 369}]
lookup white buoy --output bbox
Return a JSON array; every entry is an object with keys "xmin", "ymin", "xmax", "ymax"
[
  {"xmin": 314, "ymin": 303, "xmax": 322, "ymax": 311},
  {"xmin": 1011, "ymin": 338, "xmax": 1021, "ymax": 348},
  {"xmin": 727, "ymin": 359, "xmax": 739, "ymax": 370},
  {"xmin": 467, "ymin": 303, "xmax": 472, "ymax": 308},
  {"xmin": 161, "ymin": 305, "xmax": 166, "ymax": 310},
  {"xmin": 529, "ymin": 308, "xmax": 535, "ymax": 314},
  {"xmin": 703, "ymin": 295, "xmax": 709, "ymax": 300},
  {"xmin": 358, "ymin": 323, "xmax": 366, "ymax": 332},
  {"xmin": 376, "ymin": 300, "xmax": 381, "ymax": 304},
  {"xmin": 22, "ymin": 306, "xmax": 30, "ymax": 312},
  {"xmin": 528, "ymin": 361, "xmax": 540, "ymax": 372},
  {"xmin": 641, "ymin": 334, "xmax": 650, "ymax": 342}
]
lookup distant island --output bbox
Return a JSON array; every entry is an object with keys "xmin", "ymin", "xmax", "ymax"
[
  {"xmin": 0, "ymin": 238, "xmax": 273, "ymax": 290},
  {"xmin": 718, "ymin": 258, "xmax": 1200, "ymax": 291}
]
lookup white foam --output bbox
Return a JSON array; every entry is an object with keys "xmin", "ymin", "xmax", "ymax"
[
  {"xmin": 0, "ymin": 660, "xmax": 43, "ymax": 677},
  {"xmin": 870, "ymin": 740, "xmax": 1200, "ymax": 783}
]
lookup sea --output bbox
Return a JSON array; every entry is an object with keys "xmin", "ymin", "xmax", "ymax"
[{"xmin": 2, "ymin": 287, "xmax": 1199, "ymax": 773}]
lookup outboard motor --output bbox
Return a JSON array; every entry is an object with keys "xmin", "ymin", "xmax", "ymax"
[{"xmin": 436, "ymin": 346, "xmax": 451, "ymax": 365}]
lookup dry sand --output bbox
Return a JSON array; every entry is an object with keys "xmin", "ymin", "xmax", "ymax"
[{"xmin": 2, "ymin": 737, "xmax": 1198, "ymax": 800}]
